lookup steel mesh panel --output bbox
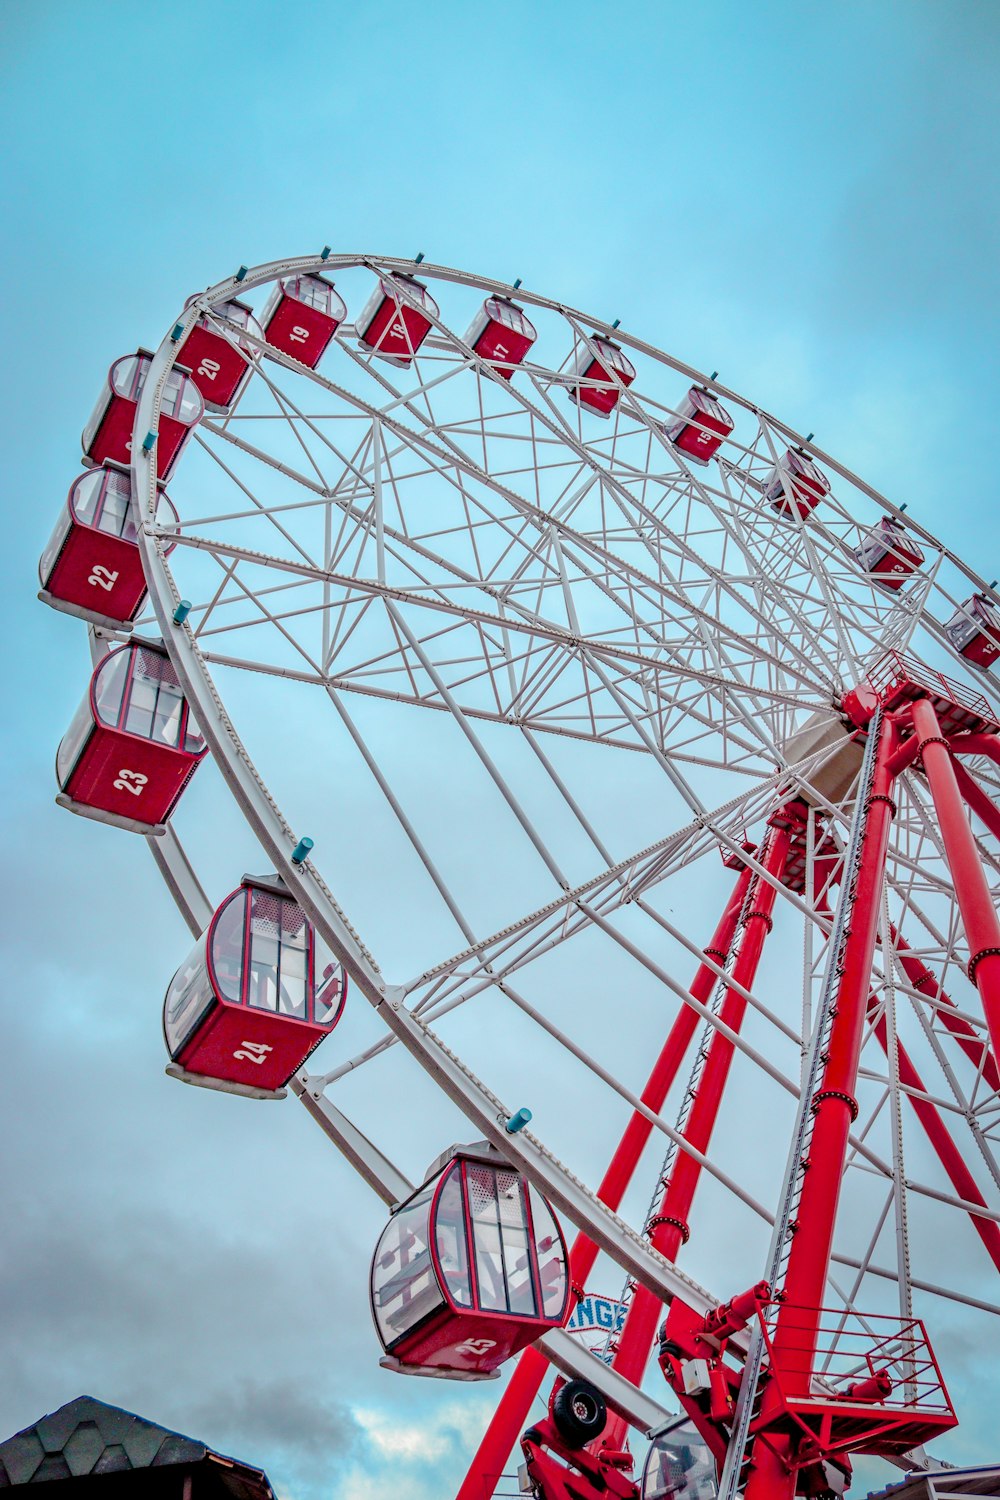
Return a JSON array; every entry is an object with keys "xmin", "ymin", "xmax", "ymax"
[
  {"xmin": 466, "ymin": 1164, "xmax": 498, "ymax": 1217},
  {"xmin": 250, "ymin": 891, "xmax": 282, "ymax": 935},
  {"xmin": 280, "ymin": 899, "xmax": 308, "ymax": 937},
  {"xmin": 134, "ymin": 647, "xmax": 180, "ymax": 689},
  {"xmin": 495, "ymin": 1170, "xmax": 527, "ymax": 1226}
]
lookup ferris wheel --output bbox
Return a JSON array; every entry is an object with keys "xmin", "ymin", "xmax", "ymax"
[{"xmin": 38, "ymin": 252, "xmax": 1000, "ymax": 1500}]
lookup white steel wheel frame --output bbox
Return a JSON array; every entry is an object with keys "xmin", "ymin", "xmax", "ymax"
[{"xmin": 86, "ymin": 252, "xmax": 1000, "ymax": 1474}]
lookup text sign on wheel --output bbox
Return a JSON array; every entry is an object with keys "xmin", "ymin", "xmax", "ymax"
[{"xmin": 567, "ymin": 1294, "xmax": 627, "ymax": 1335}]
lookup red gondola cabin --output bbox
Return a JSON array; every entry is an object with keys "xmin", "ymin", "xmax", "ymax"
[
  {"xmin": 163, "ymin": 874, "xmax": 347, "ymax": 1097},
  {"xmin": 371, "ymin": 1143, "xmax": 571, "ymax": 1380},
  {"xmin": 38, "ymin": 462, "xmax": 178, "ymax": 629},
  {"xmin": 665, "ymin": 386, "xmax": 734, "ymax": 465},
  {"xmin": 356, "ymin": 274, "xmax": 440, "ymax": 366},
  {"xmin": 568, "ymin": 335, "xmax": 636, "ymax": 417},
  {"xmin": 765, "ymin": 446, "xmax": 831, "ymax": 520},
  {"xmin": 944, "ymin": 594, "xmax": 1000, "ymax": 669},
  {"xmin": 854, "ymin": 517, "xmax": 925, "ymax": 590},
  {"xmin": 82, "ymin": 350, "xmax": 203, "ymax": 481},
  {"xmin": 261, "ymin": 274, "xmax": 347, "ymax": 369},
  {"xmin": 178, "ymin": 297, "xmax": 262, "ymax": 410},
  {"xmin": 56, "ymin": 639, "xmax": 207, "ymax": 834},
  {"xmin": 463, "ymin": 296, "xmax": 537, "ymax": 380}
]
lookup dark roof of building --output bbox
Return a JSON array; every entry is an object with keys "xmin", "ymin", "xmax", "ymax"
[
  {"xmin": 866, "ymin": 1465, "xmax": 1000, "ymax": 1500},
  {"xmin": 0, "ymin": 1397, "xmax": 274, "ymax": 1500}
]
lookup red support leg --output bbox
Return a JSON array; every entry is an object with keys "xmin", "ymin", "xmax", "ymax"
[
  {"xmin": 745, "ymin": 713, "xmax": 901, "ymax": 1500},
  {"xmin": 952, "ymin": 756, "xmax": 1000, "ymax": 847},
  {"xmin": 598, "ymin": 821, "xmax": 794, "ymax": 1452},
  {"xmin": 868, "ymin": 996, "xmax": 1000, "ymax": 1273},
  {"xmin": 910, "ymin": 698, "xmax": 1000, "ymax": 1067},
  {"xmin": 891, "ymin": 929, "xmax": 1000, "ymax": 1093},
  {"xmin": 455, "ymin": 867, "xmax": 753, "ymax": 1500}
]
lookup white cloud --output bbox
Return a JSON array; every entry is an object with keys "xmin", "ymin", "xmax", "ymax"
[{"xmin": 352, "ymin": 1406, "xmax": 452, "ymax": 1463}]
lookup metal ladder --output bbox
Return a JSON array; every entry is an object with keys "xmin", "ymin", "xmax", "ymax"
[
  {"xmin": 596, "ymin": 874, "xmax": 759, "ymax": 1362},
  {"xmin": 718, "ymin": 708, "xmax": 884, "ymax": 1499}
]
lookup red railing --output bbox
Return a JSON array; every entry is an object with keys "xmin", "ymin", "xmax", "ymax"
[
  {"xmin": 864, "ymin": 649, "xmax": 996, "ymax": 730},
  {"xmin": 758, "ymin": 1305, "xmax": 954, "ymax": 1416}
]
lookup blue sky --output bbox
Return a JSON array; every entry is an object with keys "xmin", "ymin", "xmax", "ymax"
[{"xmin": 2, "ymin": 3, "xmax": 1000, "ymax": 1497}]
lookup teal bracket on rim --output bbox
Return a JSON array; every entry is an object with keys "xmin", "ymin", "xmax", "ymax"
[{"xmin": 291, "ymin": 837, "xmax": 314, "ymax": 866}]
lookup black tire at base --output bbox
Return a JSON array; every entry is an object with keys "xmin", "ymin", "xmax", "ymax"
[{"xmin": 550, "ymin": 1379, "xmax": 608, "ymax": 1449}]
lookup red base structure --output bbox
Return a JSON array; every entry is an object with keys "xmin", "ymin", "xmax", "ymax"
[
  {"xmin": 659, "ymin": 1289, "xmax": 956, "ymax": 1496},
  {"xmin": 522, "ymin": 1421, "xmax": 637, "ymax": 1500},
  {"xmin": 458, "ymin": 649, "xmax": 1000, "ymax": 1500}
]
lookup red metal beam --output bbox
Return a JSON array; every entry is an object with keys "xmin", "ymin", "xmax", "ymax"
[
  {"xmin": 745, "ymin": 712, "xmax": 901, "ymax": 1500},
  {"xmin": 952, "ymin": 757, "xmax": 1000, "ymax": 847},
  {"xmin": 454, "ymin": 865, "xmax": 753, "ymax": 1500},
  {"xmin": 910, "ymin": 698, "xmax": 1000, "ymax": 1067},
  {"xmin": 867, "ymin": 995, "xmax": 1000, "ymax": 1273},
  {"xmin": 598, "ymin": 823, "xmax": 793, "ymax": 1452},
  {"xmin": 891, "ymin": 929, "xmax": 1000, "ymax": 1093},
  {"xmin": 943, "ymin": 730, "xmax": 1000, "ymax": 764}
]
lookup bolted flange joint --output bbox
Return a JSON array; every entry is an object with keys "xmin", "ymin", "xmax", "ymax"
[
  {"xmin": 811, "ymin": 1087, "xmax": 859, "ymax": 1121},
  {"xmin": 647, "ymin": 1214, "xmax": 690, "ymax": 1244},
  {"xmin": 968, "ymin": 946, "xmax": 1000, "ymax": 982}
]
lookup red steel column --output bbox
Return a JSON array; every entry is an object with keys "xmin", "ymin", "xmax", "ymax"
[
  {"xmin": 599, "ymin": 822, "xmax": 794, "ymax": 1451},
  {"xmin": 455, "ymin": 866, "xmax": 752, "ymax": 1500},
  {"xmin": 910, "ymin": 698, "xmax": 1000, "ymax": 1066},
  {"xmin": 892, "ymin": 929, "xmax": 1000, "ymax": 1093},
  {"xmin": 745, "ymin": 713, "xmax": 900, "ymax": 1500},
  {"xmin": 952, "ymin": 756, "xmax": 1000, "ymax": 847},
  {"xmin": 867, "ymin": 997, "xmax": 1000, "ymax": 1273}
]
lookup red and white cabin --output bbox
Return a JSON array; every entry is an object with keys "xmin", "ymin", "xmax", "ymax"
[
  {"xmin": 82, "ymin": 350, "xmax": 203, "ymax": 481},
  {"xmin": 854, "ymin": 517, "xmax": 925, "ymax": 590},
  {"xmin": 665, "ymin": 385, "xmax": 734, "ymax": 465},
  {"xmin": 38, "ymin": 462, "xmax": 178, "ymax": 629},
  {"xmin": 463, "ymin": 296, "xmax": 537, "ymax": 381},
  {"xmin": 944, "ymin": 594, "xmax": 1000, "ymax": 669},
  {"xmin": 568, "ymin": 335, "xmax": 636, "ymax": 417},
  {"xmin": 764, "ymin": 446, "xmax": 831, "ymax": 519},
  {"xmin": 178, "ymin": 297, "xmax": 262, "ymax": 411},
  {"xmin": 261, "ymin": 274, "xmax": 347, "ymax": 369},
  {"xmin": 371, "ymin": 1143, "xmax": 571, "ymax": 1379},
  {"xmin": 56, "ymin": 639, "xmax": 207, "ymax": 834},
  {"xmin": 163, "ymin": 874, "xmax": 347, "ymax": 1098},
  {"xmin": 356, "ymin": 274, "xmax": 440, "ymax": 366}
]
